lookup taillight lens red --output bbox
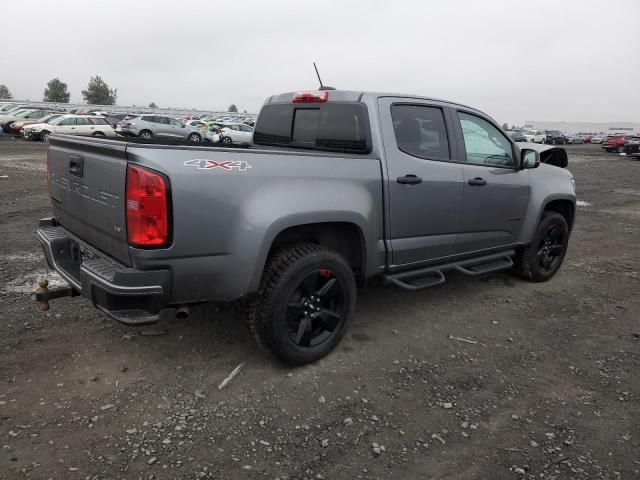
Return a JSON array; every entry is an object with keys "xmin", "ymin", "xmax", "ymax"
[
  {"xmin": 292, "ymin": 90, "xmax": 329, "ymax": 103},
  {"xmin": 126, "ymin": 164, "xmax": 170, "ymax": 247}
]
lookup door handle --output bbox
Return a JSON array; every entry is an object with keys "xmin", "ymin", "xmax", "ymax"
[
  {"xmin": 468, "ymin": 177, "xmax": 487, "ymax": 186},
  {"xmin": 397, "ymin": 174, "xmax": 422, "ymax": 185}
]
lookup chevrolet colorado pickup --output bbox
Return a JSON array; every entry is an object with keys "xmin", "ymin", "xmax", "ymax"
[{"xmin": 35, "ymin": 89, "xmax": 576, "ymax": 364}]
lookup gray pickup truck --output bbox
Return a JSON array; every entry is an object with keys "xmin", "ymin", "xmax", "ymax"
[{"xmin": 35, "ymin": 89, "xmax": 576, "ymax": 364}]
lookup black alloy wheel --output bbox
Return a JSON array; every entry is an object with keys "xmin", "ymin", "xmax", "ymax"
[
  {"xmin": 514, "ymin": 211, "xmax": 569, "ymax": 282},
  {"xmin": 537, "ymin": 223, "xmax": 565, "ymax": 274},
  {"xmin": 285, "ymin": 269, "xmax": 345, "ymax": 348},
  {"xmin": 247, "ymin": 243, "xmax": 356, "ymax": 364}
]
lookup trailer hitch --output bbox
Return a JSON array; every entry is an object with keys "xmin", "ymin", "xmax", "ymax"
[{"xmin": 32, "ymin": 278, "xmax": 79, "ymax": 311}]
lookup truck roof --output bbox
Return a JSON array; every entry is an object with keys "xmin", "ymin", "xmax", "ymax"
[{"xmin": 266, "ymin": 90, "xmax": 480, "ymax": 113}]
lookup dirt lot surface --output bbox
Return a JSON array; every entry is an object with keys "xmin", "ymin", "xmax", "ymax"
[{"xmin": 1, "ymin": 138, "xmax": 639, "ymax": 480}]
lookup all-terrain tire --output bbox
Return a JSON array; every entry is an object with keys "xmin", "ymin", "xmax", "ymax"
[
  {"xmin": 247, "ymin": 243, "xmax": 356, "ymax": 365},
  {"xmin": 514, "ymin": 211, "xmax": 569, "ymax": 282}
]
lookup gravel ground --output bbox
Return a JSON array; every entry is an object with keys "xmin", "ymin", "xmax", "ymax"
[{"xmin": 1, "ymin": 137, "xmax": 639, "ymax": 480}]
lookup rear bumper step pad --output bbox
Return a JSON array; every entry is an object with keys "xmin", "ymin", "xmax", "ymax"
[{"xmin": 35, "ymin": 218, "xmax": 170, "ymax": 325}]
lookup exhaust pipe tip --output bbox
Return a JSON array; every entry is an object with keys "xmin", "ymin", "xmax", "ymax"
[{"xmin": 175, "ymin": 305, "xmax": 189, "ymax": 320}]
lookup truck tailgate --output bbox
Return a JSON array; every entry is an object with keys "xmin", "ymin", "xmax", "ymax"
[{"xmin": 47, "ymin": 135, "xmax": 131, "ymax": 266}]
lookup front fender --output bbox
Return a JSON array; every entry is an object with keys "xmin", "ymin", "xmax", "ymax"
[{"xmin": 518, "ymin": 164, "xmax": 576, "ymax": 244}]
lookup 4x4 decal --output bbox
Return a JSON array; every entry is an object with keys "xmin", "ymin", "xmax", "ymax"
[{"xmin": 184, "ymin": 159, "xmax": 252, "ymax": 171}]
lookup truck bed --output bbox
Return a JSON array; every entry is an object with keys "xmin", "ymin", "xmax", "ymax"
[{"xmin": 44, "ymin": 134, "xmax": 385, "ymax": 305}]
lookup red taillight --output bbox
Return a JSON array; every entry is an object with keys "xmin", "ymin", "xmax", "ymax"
[
  {"xmin": 126, "ymin": 164, "xmax": 170, "ymax": 247},
  {"xmin": 292, "ymin": 90, "xmax": 329, "ymax": 103}
]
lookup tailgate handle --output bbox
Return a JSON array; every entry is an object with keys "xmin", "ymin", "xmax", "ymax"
[{"xmin": 69, "ymin": 155, "xmax": 84, "ymax": 177}]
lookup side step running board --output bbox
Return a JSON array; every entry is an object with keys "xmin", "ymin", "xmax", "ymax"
[{"xmin": 383, "ymin": 250, "xmax": 515, "ymax": 291}]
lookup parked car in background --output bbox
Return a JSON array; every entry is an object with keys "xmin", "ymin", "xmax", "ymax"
[
  {"xmin": 8, "ymin": 113, "xmax": 64, "ymax": 135},
  {"xmin": 602, "ymin": 135, "xmax": 629, "ymax": 153},
  {"xmin": 116, "ymin": 115, "xmax": 204, "ymax": 142},
  {"xmin": 621, "ymin": 136, "xmax": 640, "ymax": 158},
  {"xmin": 203, "ymin": 128, "xmax": 222, "ymax": 143},
  {"xmin": 565, "ymin": 134, "xmax": 584, "ymax": 144},
  {"xmin": 590, "ymin": 134, "xmax": 605, "ymax": 144},
  {"xmin": 102, "ymin": 113, "xmax": 131, "ymax": 127},
  {"xmin": 507, "ymin": 131, "xmax": 528, "ymax": 142},
  {"xmin": 219, "ymin": 123, "xmax": 254, "ymax": 144},
  {"xmin": 0, "ymin": 103, "xmax": 27, "ymax": 114},
  {"xmin": 545, "ymin": 130, "xmax": 567, "ymax": 145},
  {"xmin": 0, "ymin": 108, "xmax": 52, "ymax": 131},
  {"xmin": 521, "ymin": 129, "xmax": 545, "ymax": 143},
  {"xmin": 185, "ymin": 120, "xmax": 205, "ymax": 129},
  {"xmin": 23, "ymin": 115, "xmax": 117, "ymax": 142}
]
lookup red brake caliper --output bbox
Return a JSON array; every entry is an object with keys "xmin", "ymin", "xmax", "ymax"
[{"xmin": 319, "ymin": 269, "xmax": 332, "ymax": 278}]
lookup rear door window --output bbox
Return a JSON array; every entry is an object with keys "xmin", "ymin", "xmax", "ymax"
[
  {"xmin": 76, "ymin": 118, "xmax": 91, "ymax": 126},
  {"xmin": 391, "ymin": 105, "xmax": 450, "ymax": 161}
]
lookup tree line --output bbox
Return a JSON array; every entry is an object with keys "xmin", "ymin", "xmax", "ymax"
[{"xmin": 0, "ymin": 77, "xmax": 241, "ymax": 112}]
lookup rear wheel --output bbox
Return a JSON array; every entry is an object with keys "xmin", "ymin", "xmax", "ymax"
[
  {"xmin": 92, "ymin": 131, "xmax": 105, "ymax": 137},
  {"xmin": 247, "ymin": 244, "xmax": 356, "ymax": 365},
  {"xmin": 139, "ymin": 130, "xmax": 153, "ymax": 140},
  {"xmin": 514, "ymin": 211, "xmax": 569, "ymax": 282}
]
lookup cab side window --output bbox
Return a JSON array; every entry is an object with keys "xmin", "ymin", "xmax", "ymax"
[
  {"xmin": 458, "ymin": 112, "xmax": 514, "ymax": 167},
  {"xmin": 391, "ymin": 105, "xmax": 450, "ymax": 161}
]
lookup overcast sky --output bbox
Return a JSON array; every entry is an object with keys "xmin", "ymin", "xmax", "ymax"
[{"xmin": 1, "ymin": 0, "xmax": 638, "ymax": 124}]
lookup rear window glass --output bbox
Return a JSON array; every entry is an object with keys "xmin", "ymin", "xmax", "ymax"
[{"xmin": 254, "ymin": 102, "xmax": 371, "ymax": 154}]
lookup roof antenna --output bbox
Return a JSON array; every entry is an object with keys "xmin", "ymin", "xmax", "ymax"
[{"xmin": 313, "ymin": 62, "xmax": 335, "ymax": 91}]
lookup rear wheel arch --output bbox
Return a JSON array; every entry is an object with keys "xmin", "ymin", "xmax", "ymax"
[{"xmin": 260, "ymin": 222, "xmax": 367, "ymax": 284}]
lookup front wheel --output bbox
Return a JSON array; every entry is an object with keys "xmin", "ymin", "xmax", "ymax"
[
  {"xmin": 617, "ymin": 145, "xmax": 624, "ymax": 153},
  {"xmin": 514, "ymin": 211, "xmax": 569, "ymax": 282},
  {"xmin": 187, "ymin": 133, "xmax": 201, "ymax": 142},
  {"xmin": 41, "ymin": 130, "xmax": 51, "ymax": 143},
  {"xmin": 247, "ymin": 244, "xmax": 357, "ymax": 365},
  {"xmin": 222, "ymin": 136, "xmax": 232, "ymax": 144}
]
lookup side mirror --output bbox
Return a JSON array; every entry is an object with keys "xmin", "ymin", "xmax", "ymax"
[{"xmin": 521, "ymin": 148, "xmax": 540, "ymax": 169}]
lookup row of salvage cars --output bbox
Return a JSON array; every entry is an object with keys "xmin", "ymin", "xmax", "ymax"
[
  {"xmin": 18, "ymin": 112, "xmax": 254, "ymax": 145},
  {"xmin": 0, "ymin": 103, "xmax": 255, "ymax": 145}
]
